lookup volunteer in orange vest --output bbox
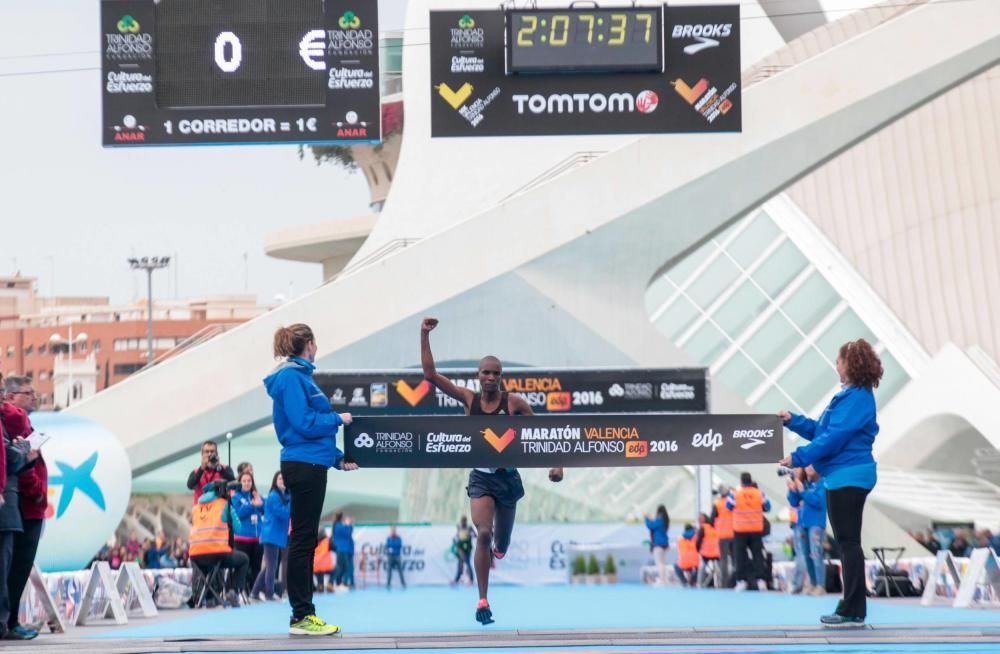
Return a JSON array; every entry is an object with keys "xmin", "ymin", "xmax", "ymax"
[
  {"xmin": 189, "ymin": 481, "xmax": 249, "ymax": 607},
  {"xmin": 313, "ymin": 530, "xmax": 335, "ymax": 593},
  {"xmin": 695, "ymin": 513, "xmax": 721, "ymax": 588},
  {"xmin": 710, "ymin": 484, "xmax": 735, "ymax": 588},
  {"xmin": 726, "ymin": 472, "xmax": 771, "ymax": 592},
  {"xmin": 673, "ymin": 524, "xmax": 699, "ymax": 587}
]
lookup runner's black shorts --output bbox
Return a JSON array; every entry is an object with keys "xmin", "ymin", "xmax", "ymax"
[{"xmin": 466, "ymin": 469, "xmax": 525, "ymax": 508}]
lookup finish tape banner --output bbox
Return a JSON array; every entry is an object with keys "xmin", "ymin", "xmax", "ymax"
[
  {"xmin": 315, "ymin": 367, "xmax": 708, "ymax": 415},
  {"xmin": 344, "ymin": 414, "xmax": 781, "ymax": 468}
]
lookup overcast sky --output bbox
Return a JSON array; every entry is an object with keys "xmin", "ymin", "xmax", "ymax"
[{"xmin": 0, "ymin": 1, "xmax": 407, "ymax": 306}]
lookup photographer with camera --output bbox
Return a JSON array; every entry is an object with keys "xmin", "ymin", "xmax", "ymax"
[
  {"xmin": 189, "ymin": 479, "xmax": 249, "ymax": 608},
  {"xmin": 187, "ymin": 441, "xmax": 235, "ymax": 504}
]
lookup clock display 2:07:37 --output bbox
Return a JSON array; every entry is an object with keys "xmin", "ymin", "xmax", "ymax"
[{"xmin": 513, "ymin": 12, "xmax": 656, "ymax": 48}]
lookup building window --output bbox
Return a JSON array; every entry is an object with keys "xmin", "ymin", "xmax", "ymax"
[
  {"xmin": 6, "ymin": 346, "xmax": 12, "ymax": 358},
  {"xmin": 38, "ymin": 370, "xmax": 49, "ymax": 381},
  {"xmin": 38, "ymin": 344, "xmax": 47, "ymax": 356},
  {"xmin": 24, "ymin": 345, "xmax": 33, "ymax": 357},
  {"xmin": 93, "ymin": 339, "xmax": 101, "ymax": 353},
  {"xmin": 113, "ymin": 363, "xmax": 145, "ymax": 376}
]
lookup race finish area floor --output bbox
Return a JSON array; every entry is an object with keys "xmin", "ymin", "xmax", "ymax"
[{"xmin": 11, "ymin": 586, "xmax": 1000, "ymax": 653}]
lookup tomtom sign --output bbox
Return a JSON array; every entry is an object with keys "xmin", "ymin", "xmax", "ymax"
[{"xmin": 429, "ymin": 5, "xmax": 741, "ymax": 137}]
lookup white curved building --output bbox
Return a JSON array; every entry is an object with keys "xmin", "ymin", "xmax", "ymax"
[{"xmin": 71, "ymin": 0, "xmax": 1000, "ymax": 552}]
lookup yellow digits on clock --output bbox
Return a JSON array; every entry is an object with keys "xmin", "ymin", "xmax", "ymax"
[
  {"xmin": 550, "ymin": 15, "xmax": 569, "ymax": 45},
  {"xmin": 517, "ymin": 15, "xmax": 537, "ymax": 46},
  {"xmin": 608, "ymin": 13, "xmax": 626, "ymax": 45}
]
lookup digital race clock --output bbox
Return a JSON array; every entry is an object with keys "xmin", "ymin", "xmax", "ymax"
[{"xmin": 506, "ymin": 7, "xmax": 663, "ymax": 74}]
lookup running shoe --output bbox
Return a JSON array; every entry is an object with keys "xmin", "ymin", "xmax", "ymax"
[
  {"xmin": 820, "ymin": 613, "xmax": 865, "ymax": 627},
  {"xmin": 492, "ymin": 547, "xmax": 505, "ymax": 560},
  {"xmin": 289, "ymin": 614, "xmax": 342, "ymax": 636},
  {"xmin": 475, "ymin": 599, "xmax": 495, "ymax": 625}
]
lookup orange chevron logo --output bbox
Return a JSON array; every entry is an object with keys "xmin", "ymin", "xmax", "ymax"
[
  {"xmin": 672, "ymin": 78, "xmax": 709, "ymax": 105},
  {"xmin": 395, "ymin": 379, "xmax": 432, "ymax": 407},
  {"xmin": 483, "ymin": 428, "xmax": 516, "ymax": 453}
]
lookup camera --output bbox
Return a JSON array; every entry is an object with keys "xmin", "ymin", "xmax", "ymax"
[
  {"xmin": 211, "ymin": 479, "xmax": 241, "ymax": 496},
  {"xmin": 776, "ymin": 466, "xmax": 794, "ymax": 477},
  {"xmin": 208, "ymin": 453, "xmax": 220, "ymax": 466}
]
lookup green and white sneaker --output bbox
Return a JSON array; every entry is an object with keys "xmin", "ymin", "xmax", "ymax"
[{"xmin": 289, "ymin": 614, "xmax": 342, "ymax": 636}]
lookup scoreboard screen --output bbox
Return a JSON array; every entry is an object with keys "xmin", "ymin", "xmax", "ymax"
[
  {"xmin": 155, "ymin": 0, "xmax": 326, "ymax": 108},
  {"xmin": 101, "ymin": 0, "xmax": 381, "ymax": 146}
]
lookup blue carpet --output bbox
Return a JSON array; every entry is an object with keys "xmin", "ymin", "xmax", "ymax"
[
  {"xmin": 177, "ymin": 648, "xmax": 1000, "ymax": 654},
  {"xmin": 94, "ymin": 585, "xmax": 1000, "ymax": 640}
]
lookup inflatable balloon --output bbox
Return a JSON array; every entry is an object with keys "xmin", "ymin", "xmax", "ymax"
[{"xmin": 26, "ymin": 412, "xmax": 131, "ymax": 572}]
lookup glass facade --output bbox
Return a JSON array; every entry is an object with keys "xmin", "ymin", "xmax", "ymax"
[{"xmin": 645, "ymin": 210, "xmax": 910, "ymax": 416}]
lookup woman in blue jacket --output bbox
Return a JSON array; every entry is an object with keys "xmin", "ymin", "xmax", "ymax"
[
  {"xmin": 644, "ymin": 505, "xmax": 670, "ymax": 586},
  {"xmin": 251, "ymin": 471, "xmax": 291, "ymax": 601},
  {"xmin": 332, "ymin": 512, "xmax": 356, "ymax": 589},
  {"xmin": 779, "ymin": 338, "xmax": 883, "ymax": 626},
  {"xmin": 265, "ymin": 324, "xmax": 357, "ymax": 636},
  {"xmin": 233, "ymin": 471, "xmax": 265, "ymax": 593},
  {"xmin": 786, "ymin": 467, "xmax": 828, "ymax": 595}
]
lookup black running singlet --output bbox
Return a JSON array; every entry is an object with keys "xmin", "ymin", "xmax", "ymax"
[
  {"xmin": 470, "ymin": 392, "xmax": 509, "ymax": 473},
  {"xmin": 469, "ymin": 392, "xmax": 509, "ymax": 415}
]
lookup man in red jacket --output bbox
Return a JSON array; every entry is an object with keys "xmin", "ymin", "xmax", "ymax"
[{"xmin": 2, "ymin": 375, "xmax": 45, "ymax": 640}]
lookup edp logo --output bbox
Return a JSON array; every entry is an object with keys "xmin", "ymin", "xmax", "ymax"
[{"xmin": 691, "ymin": 429, "xmax": 723, "ymax": 451}]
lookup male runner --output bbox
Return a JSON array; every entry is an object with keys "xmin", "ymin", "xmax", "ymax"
[{"xmin": 421, "ymin": 317, "xmax": 562, "ymax": 625}]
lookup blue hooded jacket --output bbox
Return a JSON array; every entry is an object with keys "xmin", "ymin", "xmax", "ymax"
[
  {"xmin": 263, "ymin": 357, "xmax": 344, "ymax": 468},
  {"xmin": 644, "ymin": 514, "xmax": 669, "ymax": 547},
  {"xmin": 333, "ymin": 521, "xmax": 354, "ymax": 554},
  {"xmin": 260, "ymin": 488, "xmax": 291, "ymax": 548},
  {"xmin": 786, "ymin": 478, "xmax": 827, "ymax": 529},
  {"xmin": 233, "ymin": 489, "xmax": 264, "ymax": 541},
  {"xmin": 787, "ymin": 385, "xmax": 878, "ymax": 490}
]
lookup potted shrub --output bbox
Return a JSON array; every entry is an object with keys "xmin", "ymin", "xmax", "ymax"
[
  {"xmin": 604, "ymin": 554, "xmax": 618, "ymax": 584},
  {"xmin": 586, "ymin": 554, "xmax": 601, "ymax": 584},
  {"xmin": 571, "ymin": 555, "xmax": 586, "ymax": 584}
]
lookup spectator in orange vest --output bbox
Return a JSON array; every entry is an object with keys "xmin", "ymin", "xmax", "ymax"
[
  {"xmin": 313, "ymin": 530, "xmax": 334, "ymax": 593},
  {"xmin": 189, "ymin": 481, "xmax": 249, "ymax": 607},
  {"xmin": 674, "ymin": 524, "xmax": 700, "ymax": 587},
  {"xmin": 711, "ymin": 484, "xmax": 735, "ymax": 588},
  {"xmin": 726, "ymin": 472, "xmax": 771, "ymax": 592},
  {"xmin": 696, "ymin": 513, "xmax": 721, "ymax": 588}
]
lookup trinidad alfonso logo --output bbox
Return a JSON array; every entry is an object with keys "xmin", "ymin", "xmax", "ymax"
[
  {"xmin": 338, "ymin": 11, "xmax": 361, "ymax": 29},
  {"xmin": 458, "ymin": 14, "xmax": 475, "ymax": 28},
  {"xmin": 483, "ymin": 428, "xmax": 516, "ymax": 453},
  {"xmin": 395, "ymin": 379, "xmax": 432, "ymax": 407},
  {"xmin": 117, "ymin": 15, "xmax": 140, "ymax": 33}
]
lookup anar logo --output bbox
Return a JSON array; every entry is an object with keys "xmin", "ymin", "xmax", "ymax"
[
  {"xmin": 546, "ymin": 392, "xmax": 571, "ymax": 412},
  {"xmin": 483, "ymin": 428, "xmax": 516, "ymax": 453},
  {"xmin": 436, "ymin": 82, "xmax": 473, "ymax": 110},
  {"xmin": 395, "ymin": 379, "xmax": 432, "ymax": 407},
  {"xmin": 354, "ymin": 433, "xmax": 374, "ymax": 448},
  {"xmin": 625, "ymin": 441, "xmax": 649, "ymax": 458}
]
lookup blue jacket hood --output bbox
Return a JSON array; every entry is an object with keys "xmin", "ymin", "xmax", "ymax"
[{"xmin": 264, "ymin": 357, "xmax": 344, "ymax": 469}]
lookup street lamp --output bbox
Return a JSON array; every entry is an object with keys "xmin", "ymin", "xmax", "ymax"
[
  {"xmin": 128, "ymin": 256, "xmax": 170, "ymax": 364},
  {"xmin": 50, "ymin": 328, "xmax": 88, "ymax": 407}
]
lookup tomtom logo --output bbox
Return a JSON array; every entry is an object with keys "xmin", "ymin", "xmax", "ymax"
[
  {"xmin": 354, "ymin": 433, "xmax": 374, "ymax": 448},
  {"xmin": 512, "ymin": 91, "xmax": 656, "ymax": 115},
  {"xmin": 732, "ymin": 428, "xmax": 774, "ymax": 450},
  {"xmin": 672, "ymin": 23, "xmax": 732, "ymax": 55},
  {"xmin": 691, "ymin": 429, "xmax": 723, "ymax": 451}
]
